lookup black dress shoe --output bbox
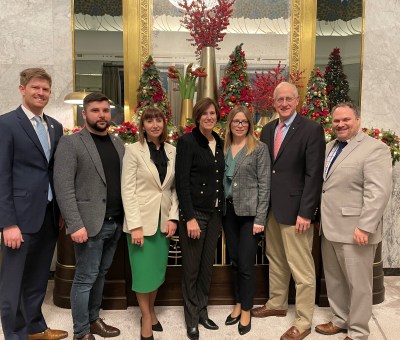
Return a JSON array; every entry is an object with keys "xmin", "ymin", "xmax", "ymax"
[
  {"xmin": 225, "ymin": 313, "xmax": 241, "ymax": 326},
  {"xmin": 187, "ymin": 327, "xmax": 199, "ymax": 340},
  {"xmin": 238, "ymin": 318, "xmax": 251, "ymax": 336},
  {"xmin": 199, "ymin": 318, "xmax": 219, "ymax": 330}
]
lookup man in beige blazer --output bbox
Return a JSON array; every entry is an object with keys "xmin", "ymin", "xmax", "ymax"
[{"xmin": 316, "ymin": 103, "xmax": 392, "ymax": 340}]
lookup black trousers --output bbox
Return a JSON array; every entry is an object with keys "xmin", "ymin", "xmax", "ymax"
[
  {"xmin": 0, "ymin": 203, "xmax": 58, "ymax": 340},
  {"xmin": 223, "ymin": 200, "xmax": 259, "ymax": 311},
  {"xmin": 179, "ymin": 208, "xmax": 222, "ymax": 328}
]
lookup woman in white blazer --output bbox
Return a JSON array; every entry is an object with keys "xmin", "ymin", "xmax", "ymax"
[{"xmin": 121, "ymin": 107, "xmax": 179, "ymax": 340}]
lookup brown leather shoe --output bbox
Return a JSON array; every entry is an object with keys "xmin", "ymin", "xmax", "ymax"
[
  {"xmin": 315, "ymin": 321, "xmax": 347, "ymax": 335},
  {"xmin": 280, "ymin": 326, "xmax": 311, "ymax": 340},
  {"xmin": 28, "ymin": 328, "xmax": 68, "ymax": 340},
  {"xmin": 90, "ymin": 318, "xmax": 120, "ymax": 337},
  {"xmin": 73, "ymin": 334, "xmax": 95, "ymax": 340},
  {"xmin": 251, "ymin": 305, "xmax": 287, "ymax": 318},
  {"xmin": 344, "ymin": 337, "xmax": 353, "ymax": 340}
]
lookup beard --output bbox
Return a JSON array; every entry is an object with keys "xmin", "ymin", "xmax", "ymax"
[{"xmin": 86, "ymin": 118, "xmax": 110, "ymax": 132}]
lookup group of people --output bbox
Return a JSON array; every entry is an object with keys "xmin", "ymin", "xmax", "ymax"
[{"xmin": 0, "ymin": 68, "xmax": 392, "ymax": 340}]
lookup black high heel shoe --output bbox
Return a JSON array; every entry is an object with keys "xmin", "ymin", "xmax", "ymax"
[
  {"xmin": 238, "ymin": 317, "xmax": 251, "ymax": 336},
  {"xmin": 140, "ymin": 318, "xmax": 155, "ymax": 339},
  {"xmin": 225, "ymin": 313, "xmax": 241, "ymax": 326},
  {"xmin": 140, "ymin": 317, "xmax": 163, "ymax": 332}
]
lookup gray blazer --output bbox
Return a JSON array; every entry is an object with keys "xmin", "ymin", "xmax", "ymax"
[
  {"xmin": 54, "ymin": 128, "xmax": 125, "ymax": 237},
  {"xmin": 226, "ymin": 142, "xmax": 271, "ymax": 226}
]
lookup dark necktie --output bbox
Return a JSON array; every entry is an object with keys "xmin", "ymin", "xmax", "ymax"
[{"xmin": 327, "ymin": 141, "xmax": 347, "ymax": 173}]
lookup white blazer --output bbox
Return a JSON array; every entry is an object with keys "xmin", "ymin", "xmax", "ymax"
[{"xmin": 121, "ymin": 141, "xmax": 179, "ymax": 236}]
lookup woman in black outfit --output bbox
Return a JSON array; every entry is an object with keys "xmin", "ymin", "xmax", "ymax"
[{"xmin": 175, "ymin": 97, "xmax": 224, "ymax": 340}]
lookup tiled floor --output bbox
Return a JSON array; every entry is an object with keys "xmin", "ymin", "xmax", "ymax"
[{"xmin": 1, "ymin": 277, "xmax": 399, "ymax": 339}]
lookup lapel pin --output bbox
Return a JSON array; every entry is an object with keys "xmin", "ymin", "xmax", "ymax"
[{"xmin": 51, "ymin": 124, "xmax": 54, "ymax": 128}]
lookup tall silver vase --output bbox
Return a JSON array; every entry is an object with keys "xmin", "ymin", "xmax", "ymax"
[{"xmin": 197, "ymin": 47, "xmax": 218, "ymax": 102}]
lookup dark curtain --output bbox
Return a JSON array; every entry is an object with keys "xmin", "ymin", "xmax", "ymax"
[{"xmin": 102, "ymin": 63, "xmax": 123, "ymax": 108}]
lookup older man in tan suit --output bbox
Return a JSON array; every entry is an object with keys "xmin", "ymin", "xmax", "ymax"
[{"xmin": 315, "ymin": 102, "xmax": 392, "ymax": 340}]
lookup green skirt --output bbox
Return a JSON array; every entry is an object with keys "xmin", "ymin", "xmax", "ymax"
[{"xmin": 126, "ymin": 224, "xmax": 170, "ymax": 293}]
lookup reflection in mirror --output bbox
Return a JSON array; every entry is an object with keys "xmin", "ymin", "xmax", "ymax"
[
  {"xmin": 74, "ymin": 0, "xmax": 124, "ymax": 126},
  {"xmin": 151, "ymin": 0, "xmax": 291, "ymax": 125},
  {"xmin": 315, "ymin": 0, "xmax": 363, "ymax": 106}
]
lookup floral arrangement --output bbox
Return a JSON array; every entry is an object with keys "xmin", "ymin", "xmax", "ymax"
[
  {"xmin": 362, "ymin": 128, "xmax": 400, "ymax": 165},
  {"xmin": 252, "ymin": 61, "xmax": 304, "ymax": 118},
  {"xmin": 64, "ymin": 123, "xmax": 399, "ymax": 165},
  {"xmin": 179, "ymin": 0, "xmax": 235, "ymax": 57},
  {"xmin": 109, "ymin": 122, "xmax": 139, "ymax": 144},
  {"xmin": 168, "ymin": 63, "xmax": 207, "ymax": 99}
]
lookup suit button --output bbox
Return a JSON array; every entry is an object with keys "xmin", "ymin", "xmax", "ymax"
[
  {"xmin": 216, "ymin": 170, "xmax": 219, "ymax": 173},
  {"xmin": 200, "ymin": 191, "xmax": 203, "ymax": 194},
  {"xmin": 272, "ymin": 170, "xmax": 276, "ymax": 174},
  {"xmin": 233, "ymin": 183, "xmax": 237, "ymax": 187},
  {"xmin": 216, "ymin": 190, "xmax": 219, "ymax": 192},
  {"xmin": 102, "ymin": 199, "xmax": 106, "ymax": 203},
  {"xmin": 216, "ymin": 180, "xmax": 219, "ymax": 183},
  {"xmin": 322, "ymin": 190, "xmax": 325, "ymax": 193}
]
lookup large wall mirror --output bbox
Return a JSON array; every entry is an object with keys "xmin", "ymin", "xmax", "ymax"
[
  {"xmin": 315, "ymin": 0, "xmax": 363, "ymax": 106},
  {"xmin": 72, "ymin": 0, "xmax": 364, "ymax": 122},
  {"xmin": 73, "ymin": 0, "xmax": 125, "ymax": 126}
]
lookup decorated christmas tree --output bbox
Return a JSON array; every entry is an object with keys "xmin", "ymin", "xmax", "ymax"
[
  {"xmin": 219, "ymin": 43, "xmax": 253, "ymax": 121},
  {"xmin": 299, "ymin": 67, "xmax": 330, "ymax": 127},
  {"xmin": 325, "ymin": 47, "xmax": 351, "ymax": 109},
  {"xmin": 134, "ymin": 55, "xmax": 172, "ymax": 123}
]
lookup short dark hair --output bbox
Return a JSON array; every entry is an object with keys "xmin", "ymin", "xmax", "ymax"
[
  {"xmin": 20, "ymin": 68, "xmax": 52, "ymax": 87},
  {"xmin": 192, "ymin": 97, "xmax": 220, "ymax": 126},
  {"xmin": 331, "ymin": 102, "xmax": 360, "ymax": 118},
  {"xmin": 83, "ymin": 92, "xmax": 110, "ymax": 111},
  {"xmin": 139, "ymin": 106, "xmax": 168, "ymax": 144}
]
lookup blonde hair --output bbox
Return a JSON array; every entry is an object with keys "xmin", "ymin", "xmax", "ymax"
[{"xmin": 224, "ymin": 105, "xmax": 258, "ymax": 156}]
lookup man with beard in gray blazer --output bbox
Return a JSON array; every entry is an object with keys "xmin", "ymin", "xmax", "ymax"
[
  {"xmin": 315, "ymin": 102, "xmax": 392, "ymax": 340},
  {"xmin": 54, "ymin": 93, "xmax": 124, "ymax": 340}
]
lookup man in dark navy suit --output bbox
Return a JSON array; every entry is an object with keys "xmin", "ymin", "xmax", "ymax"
[
  {"xmin": 0, "ymin": 68, "xmax": 68, "ymax": 340},
  {"xmin": 252, "ymin": 82, "xmax": 325, "ymax": 340}
]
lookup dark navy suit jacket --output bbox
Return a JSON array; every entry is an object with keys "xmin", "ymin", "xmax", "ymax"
[
  {"xmin": 260, "ymin": 114, "xmax": 325, "ymax": 225},
  {"xmin": 0, "ymin": 105, "xmax": 63, "ymax": 233}
]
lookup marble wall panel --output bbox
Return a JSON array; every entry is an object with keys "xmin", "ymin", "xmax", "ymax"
[
  {"xmin": 0, "ymin": 0, "xmax": 74, "ymax": 128},
  {"xmin": 363, "ymin": 0, "xmax": 400, "ymax": 268}
]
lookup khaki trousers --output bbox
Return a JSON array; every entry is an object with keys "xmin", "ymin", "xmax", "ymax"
[
  {"xmin": 322, "ymin": 235, "xmax": 377, "ymax": 340},
  {"xmin": 265, "ymin": 211, "xmax": 315, "ymax": 332}
]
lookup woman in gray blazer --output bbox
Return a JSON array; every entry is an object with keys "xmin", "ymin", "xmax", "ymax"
[
  {"xmin": 222, "ymin": 105, "xmax": 271, "ymax": 335},
  {"xmin": 121, "ymin": 107, "xmax": 179, "ymax": 340}
]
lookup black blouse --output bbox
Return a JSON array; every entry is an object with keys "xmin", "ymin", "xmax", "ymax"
[{"xmin": 147, "ymin": 140, "xmax": 168, "ymax": 184}]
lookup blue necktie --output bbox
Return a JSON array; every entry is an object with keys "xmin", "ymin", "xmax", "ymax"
[
  {"xmin": 33, "ymin": 116, "xmax": 53, "ymax": 201},
  {"xmin": 327, "ymin": 141, "xmax": 347, "ymax": 174}
]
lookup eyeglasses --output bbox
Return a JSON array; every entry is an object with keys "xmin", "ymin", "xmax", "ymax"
[
  {"xmin": 231, "ymin": 120, "xmax": 249, "ymax": 127},
  {"xmin": 275, "ymin": 97, "xmax": 297, "ymax": 104}
]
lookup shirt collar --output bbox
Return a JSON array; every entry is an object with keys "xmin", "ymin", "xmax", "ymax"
[
  {"xmin": 21, "ymin": 104, "xmax": 44, "ymax": 121},
  {"xmin": 279, "ymin": 111, "xmax": 297, "ymax": 127}
]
